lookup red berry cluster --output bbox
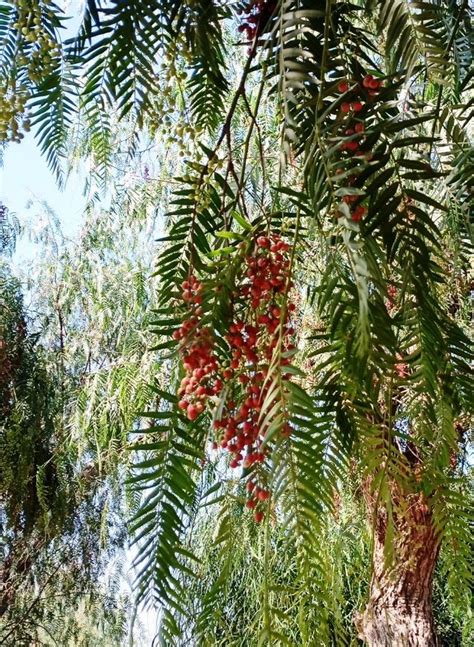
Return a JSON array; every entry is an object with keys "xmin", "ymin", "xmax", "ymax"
[
  {"xmin": 387, "ymin": 284, "xmax": 398, "ymax": 308},
  {"xmin": 245, "ymin": 480, "xmax": 270, "ymax": 523},
  {"xmin": 214, "ymin": 234, "xmax": 296, "ymax": 521},
  {"xmin": 172, "ymin": 234, "xmax": 297, "ymax": 523},
  {"xmin": 336, "ymin": 74, "xmax": 384, "ymax": 223},
  {"xmin": 242, "ymin": 234, "xmax": 292, "ymax": 308},
  {"xmin": 238, "ymin": 0, "xmax": 277, "ymax": 43},
  {"xmin": 174, "ymin": 275, "xmax": 222, "ymax": 422}
]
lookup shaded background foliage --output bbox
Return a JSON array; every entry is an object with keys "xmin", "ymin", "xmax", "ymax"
[{"xmin": 0, "ymin": 180, "xmax": 164, "ymax": 643}]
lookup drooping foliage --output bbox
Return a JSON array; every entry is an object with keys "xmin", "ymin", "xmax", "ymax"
[
  {"xmin": 174, "ymin": 472, "xmax": 473, "ymax": 645},
  {"xmin": 0, "ymin": 202, "xmax": 19, "ymax": 254},
  {"xmin": 125, "ymin": 3, "xmax": 472, "ymax": 642},
  {"xmin": 0, "ymin": 0, "xmax": 472, "ymax": 644},
  {"xmin": 0, "ymin": 263, "xmax": 130, "ymax": 644},
  {"xmin": 0, "ymin": 184, "xmax": 165, "ymax": 643}
]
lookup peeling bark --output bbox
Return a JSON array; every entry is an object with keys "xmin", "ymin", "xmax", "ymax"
[{"xmin": 356, "ymin": 492, "xmax": 440, "ymax": 647}]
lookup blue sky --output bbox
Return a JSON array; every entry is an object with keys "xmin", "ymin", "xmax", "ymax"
[
  {"xmin": 0, "ymin": 0, "xmax": 85, "ymax": 264},
  {"xmin": 1, "ymin": 133, "xmax": 85, "ymax": 263},
  {"xmin": 1, "ymin": 132, "xmax": 85, "ymax": 226}
]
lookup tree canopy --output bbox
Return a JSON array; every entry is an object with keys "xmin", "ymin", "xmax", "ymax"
[{"xmin": 0, "ymin": 1, "xmax": 472, "ymax": 645}]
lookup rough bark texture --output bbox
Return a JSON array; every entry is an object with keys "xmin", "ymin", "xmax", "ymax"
[{"xmin": 356, "ymin": 492, "xmax": 440, "ymax": 647}]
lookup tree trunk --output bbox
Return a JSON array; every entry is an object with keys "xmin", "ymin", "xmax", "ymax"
[{"xmin": 356, "ymin": 492, "xmax": 440, "ymax": 647}]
